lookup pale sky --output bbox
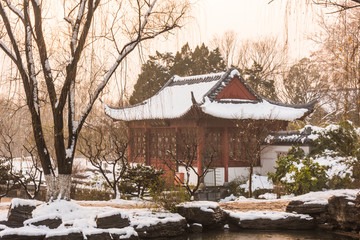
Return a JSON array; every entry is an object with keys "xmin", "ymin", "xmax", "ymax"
[{"xmin": 150, "ymin": 0, "xmax": 323, "ymax": 61}]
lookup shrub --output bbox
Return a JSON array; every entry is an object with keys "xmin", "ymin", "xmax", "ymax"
[
  {"xmin": 268, "ymin": 146, "xmax": 328, "ymax": 195},
  {"xmin": 269, "ymin": 121, "xmax": 360, "ymax": 195},
  {"xmin": 226, "ymin": 177, "xmax": 247, "ymax": 197},
  {"xmin": 150, "ymin": 184, "xmax": 190, "ymax": 212},
  {"xmin": 122, "ymin": 164, "xmax": 164, "ymax": 198},
  {"xmin": 71, "ymin": 188, "xmax": 112, "ymax": 201}
]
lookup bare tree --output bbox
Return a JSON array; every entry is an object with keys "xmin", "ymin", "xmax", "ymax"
[
  {"xmin": 232, "ymin": 120, "xmax": 281, "ymax": 198},
  {"xmin": 78, "ymin": 118, "xmax": 128, "ymax": 199},
  {"xmin": 0, "ymin": 0, "xmax": 189, "ymax": 200},
  {"xmin": 0, "ymin": 123, "xmax": 43, "ymax": 200},
  {"xmin": 211, "ymin": 30, "xmax": 238, "ymax": 68},
  {"xmin": 312, "ymin": 7, "xmax": 360, "ymax": 124},
  {"xmin": 164, "ymin": 130, "xmax": 217, "ymax": 198}
]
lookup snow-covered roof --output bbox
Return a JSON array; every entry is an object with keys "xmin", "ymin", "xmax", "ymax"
[{"xmin": 104, "ymin": 69, "xmax": 316, "ymax": 122}]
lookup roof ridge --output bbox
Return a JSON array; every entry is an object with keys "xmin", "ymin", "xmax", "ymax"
[{"xmin": 204, "ymin": 68, "xmax": 262, "ymax": 102}]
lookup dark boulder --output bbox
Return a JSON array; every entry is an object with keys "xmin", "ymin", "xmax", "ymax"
[
  {"xmin": 6, "ymin": 201, "xmax": 37, "ymax": 228},
  {"xmin": 25, "ymin": 216, "xmax": 62, "ymax": 229},
  {"xmin": 44, "ymin": 232, "xmax": 83, "ymax": 240},
  {"xmin": 96, "ymin": 212, "xmax": 130, "ymax": 229},
  {"xmin": 85, "ymin": 228, "xmax": 138, "ymax": 240},
  {"xmin": 135, "ymin": 218, "xmax": 187, "ymax": 239},
  {"xmin": 0, "ymin": 233, "xmax": 45, "ymax": 240},
  {"xmin": 328, "ymin": 195, "xmax": 359, "ymax": 231},
  {"xmin": 227, "ymin": 212, "xmax": 315, "ymax": 230},
  {"xmin": 188, "ymin": 223, "xmax": 203, "ymax": 233},
  {"xmin": 286, "ymin": 200, "xmax": 328, "ymax": 214},
  {"xmin": 176, "ymin": 203, "xmax": 227, "ymax": 229}
]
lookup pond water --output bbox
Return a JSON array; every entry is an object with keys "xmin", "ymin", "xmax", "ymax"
[{"xmin": 186, "ymin": 230, "xmax": 355, "ymax": 240}]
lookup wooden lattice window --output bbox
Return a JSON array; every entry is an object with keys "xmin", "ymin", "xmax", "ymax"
[
  {"xmin": 228, "ymin": 129, "xmax": 260, "ymax": 166},
  {"xmin": 205, "ymin": 129, "xmax": 222, "ymax": 163},
  {"xmin": 149, "ymin": 129, "xmax": 176, "ymax": 159},
  {"xmin": 228, "ymin": 131, "xmax": 245, "ymax": 162},
  {"xmin": 131, "ymin": 128, "xmax": 146, "ymax": 159},
  {"xmin": 177, "ymin": 128, "xmax": 197, "ymax": 160}
]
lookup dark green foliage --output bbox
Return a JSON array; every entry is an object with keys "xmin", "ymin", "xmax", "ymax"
[
  {"xmin": 268, "ymin": 146, "xmax": 328, "ymax": 195},
  {"xmin": 121, "ymin": 164, "xmax": 164, "ymax": 198},
  {"xmin": 129, "ymin": 43, "xmax": 226, "ymax": 104},
  {"xmin": 311, "ymin": 121, "xmax": 360, "ymax": 157},
  {"xmin": 241, "ymin": 61, "xmax": 277, "ymax": 100},
  {"xmin": 269, "ymin": 121, "xmax": 360, "ymax": 196},
  {"xmin": 71, "ymin": 188, "xmax": 112, "ymax": 201},
  {"xmin": 0, "ymin": 159, "xmax": 13, "ymax": 198},
  {"xmin": 226, "ymin": 177, "xmax": 246, "ymax": 197},
  {"xmin": 150, "ymin": 184, "xmax": 190, "ymax": 212}
]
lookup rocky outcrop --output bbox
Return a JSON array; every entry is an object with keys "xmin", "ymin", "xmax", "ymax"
[
  {"xmin": 176, "ymin": 202, "xmax": 227, "ymax": 229},
  {"xmin": 25, "ymin": 216, "xmax": 62, "ymax": 229},
  {"xmin": 45, "ymin": 232, "xmax": 84, "ymax": 240},
  {"xmin": 135, "ymin": 218, "xmax": 187, "ymax": 239},
  {"xmin": 0, "ymin": 234, "xmax": 45, "ymax": 240},
  {"xmin": 96, "ymin": 212, "xmax": 130, "ymax": 229},
  {"xmin": 328, "ymin": 195, "xmax": 359, "ymax": 232},
  {"xmin": 286, "ymin": 200, "xmax": 329, "ymax": 227},
  {"xmin": 188, "ymin": 223, "xmax": 203, "ymax": 233},
  {"xmin": 227, "ymin": 211, "xmax": 315, "ymax": 230},
  {"xmin": 286, "ymin": 194, "xmax": 360, "ymax": 234},
  {"xmin": 286, "ymin": 200, "xmax": 328, "ymax": 214},
  {"xmin": 6, "ymin": 201, "xmax": 37, "ymax": 228}
]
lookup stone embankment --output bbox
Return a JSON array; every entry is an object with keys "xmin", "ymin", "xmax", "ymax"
[{"xmin": 0, "ymin": 193, "xmax": 359, "ymax": 239}]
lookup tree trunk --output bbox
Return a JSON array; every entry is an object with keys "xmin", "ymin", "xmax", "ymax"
[
  {"xmin": 248, "ymin": 166, "xmax": 253, "ymax": 198},
  {"xmin": 44, "ymin": 174, "xmax": 72, "ymax": 201}
]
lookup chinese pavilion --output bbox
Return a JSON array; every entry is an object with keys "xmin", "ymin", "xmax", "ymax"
[{"xmin": 104, "ymin": 68, "xmax": 315, "ymax": 185}]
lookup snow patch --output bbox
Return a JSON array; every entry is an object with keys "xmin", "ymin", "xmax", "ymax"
[
  {"xmin": 11, "ymin": 198, "xmax": 40, "ymax": 209},
  {"xmin": 227, "ymin": 210, "xmax": 313, "ymax": 221}
]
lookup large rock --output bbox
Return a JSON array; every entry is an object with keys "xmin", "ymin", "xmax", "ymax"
[
  {"xmin": 45, "ymin": 232, "xmax": 83, "ymax": 240},
  {"xmin": 328, "ymin": 195, "xmax": 359, "ymax": 231},
  {"xmin": 176, "ymin": 201, "xmax": 227, "ymax": 229},
  {"xmin": 0, "ymin": 234, "xmax": 45, "ymax": 240},
  {"xmin": 85, "ymin": 227, "xmax": 139, "ymax": 240},
  {"xmin": 6, "ymin": 199, "xmax": 38, "ymax": 228},
  {"xmin": 286, "ymin": 199, "xmax": 330, "ymax": 227},
  {"xmin": 286, "ymin": 200, "xmax": 328, "ymax": 214},
  {"xmin": 135, "ymin": 219, "xmax": 187, "ymax": 239},
  {"xmin": 24, "ymin": 216, "xmax": 62, "ymax": 229},
  {"xmin": 227, "ymin": 210, "xmax": 316, "ymax": 230},
  {"xmin": 96, "ymin": 211, "xmax": 130, "ymax": 229}
]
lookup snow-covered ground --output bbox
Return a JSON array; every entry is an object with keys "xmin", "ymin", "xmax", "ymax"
[
  {"xmin": 219, "ymin": 189, "xmax": 359, "ymax": 204},
  {"xmin": 0, "ymin": 189, "xmax": 358, "ymax": 237}
]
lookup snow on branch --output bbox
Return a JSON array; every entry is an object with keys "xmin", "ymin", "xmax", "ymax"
[
  {"xmin": 0, "ymin": 40, "xmax": 17, "ymax": 63},
  {"xmin": 70, "ymin": 0, "xmax": 87, "ymax": 55}
]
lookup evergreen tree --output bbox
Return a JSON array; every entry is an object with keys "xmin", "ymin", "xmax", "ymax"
[
  {"xmin": 129, "ymin": 43, "xmax": 226, "ymax": 104},
  {"xmin": 241, "ymin": 61, "xmax": 277, "ymax": 101},
  {"xmin": 129, "ymin": 52, "xmax": 173, "ymax": 105}
]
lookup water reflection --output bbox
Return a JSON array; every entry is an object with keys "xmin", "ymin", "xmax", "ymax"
[{"xmin": 186, "ymin": 230, "xmax": 355, "ymax": 240}]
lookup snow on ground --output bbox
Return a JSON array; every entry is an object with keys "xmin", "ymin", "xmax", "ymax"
[
  {"xmin": 0, "ymin": 198, "xmax": 183, "ymax": 238},
  {"xmin": 178, "ymin": 201, "xmax": 219, "ymax": 212},
  {"xmin": 240, "ymin": 174, "xmax": 273, "ymax": 192},
  {"xmin": 220, "ymin": 189, "xmax": 359, "ymax": 205},
  {"xmin": 281, "ymin": 189, "xmax": 359, "ymax": 204},
  {"xmin": 226, "ymin": 210, "xmax": 313, "ymax": 221}
]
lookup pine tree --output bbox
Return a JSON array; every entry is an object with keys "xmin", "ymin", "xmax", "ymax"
[
  {"xmin": 129, "ymin": 43, "xmax": 226, "ymax": 104},
  {"xmin": 241, "ymin": 61, "xmax": 277, "ymax": 101}
]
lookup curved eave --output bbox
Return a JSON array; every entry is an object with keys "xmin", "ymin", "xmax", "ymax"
[{"xmin": 103, "ymin": 102, "xmax": 196, "ymax": 122}]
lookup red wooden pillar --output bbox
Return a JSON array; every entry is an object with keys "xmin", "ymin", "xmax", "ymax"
[
  {"xmin": 127, "ymin": 127, "xmax": 132, "ymax": 162},
  {"xmin": 145, "ymin": 128, "xmax": 150, "ymax": 165},
  {"xmin": 197, "ymin": 125, "xmax": 205, "ymax": 177},
  {"xmin": 223, "ymin": 127, "xmax": 229, "ymax": 182}
]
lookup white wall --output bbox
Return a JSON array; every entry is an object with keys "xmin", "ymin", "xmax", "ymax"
[
  {"xmin": 177, "ymin": 144, "xmax": 311, "ymax": 186},
  {"xmin": 259, "ymin": 145, "xmax": 311, "ymax": 175}
]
